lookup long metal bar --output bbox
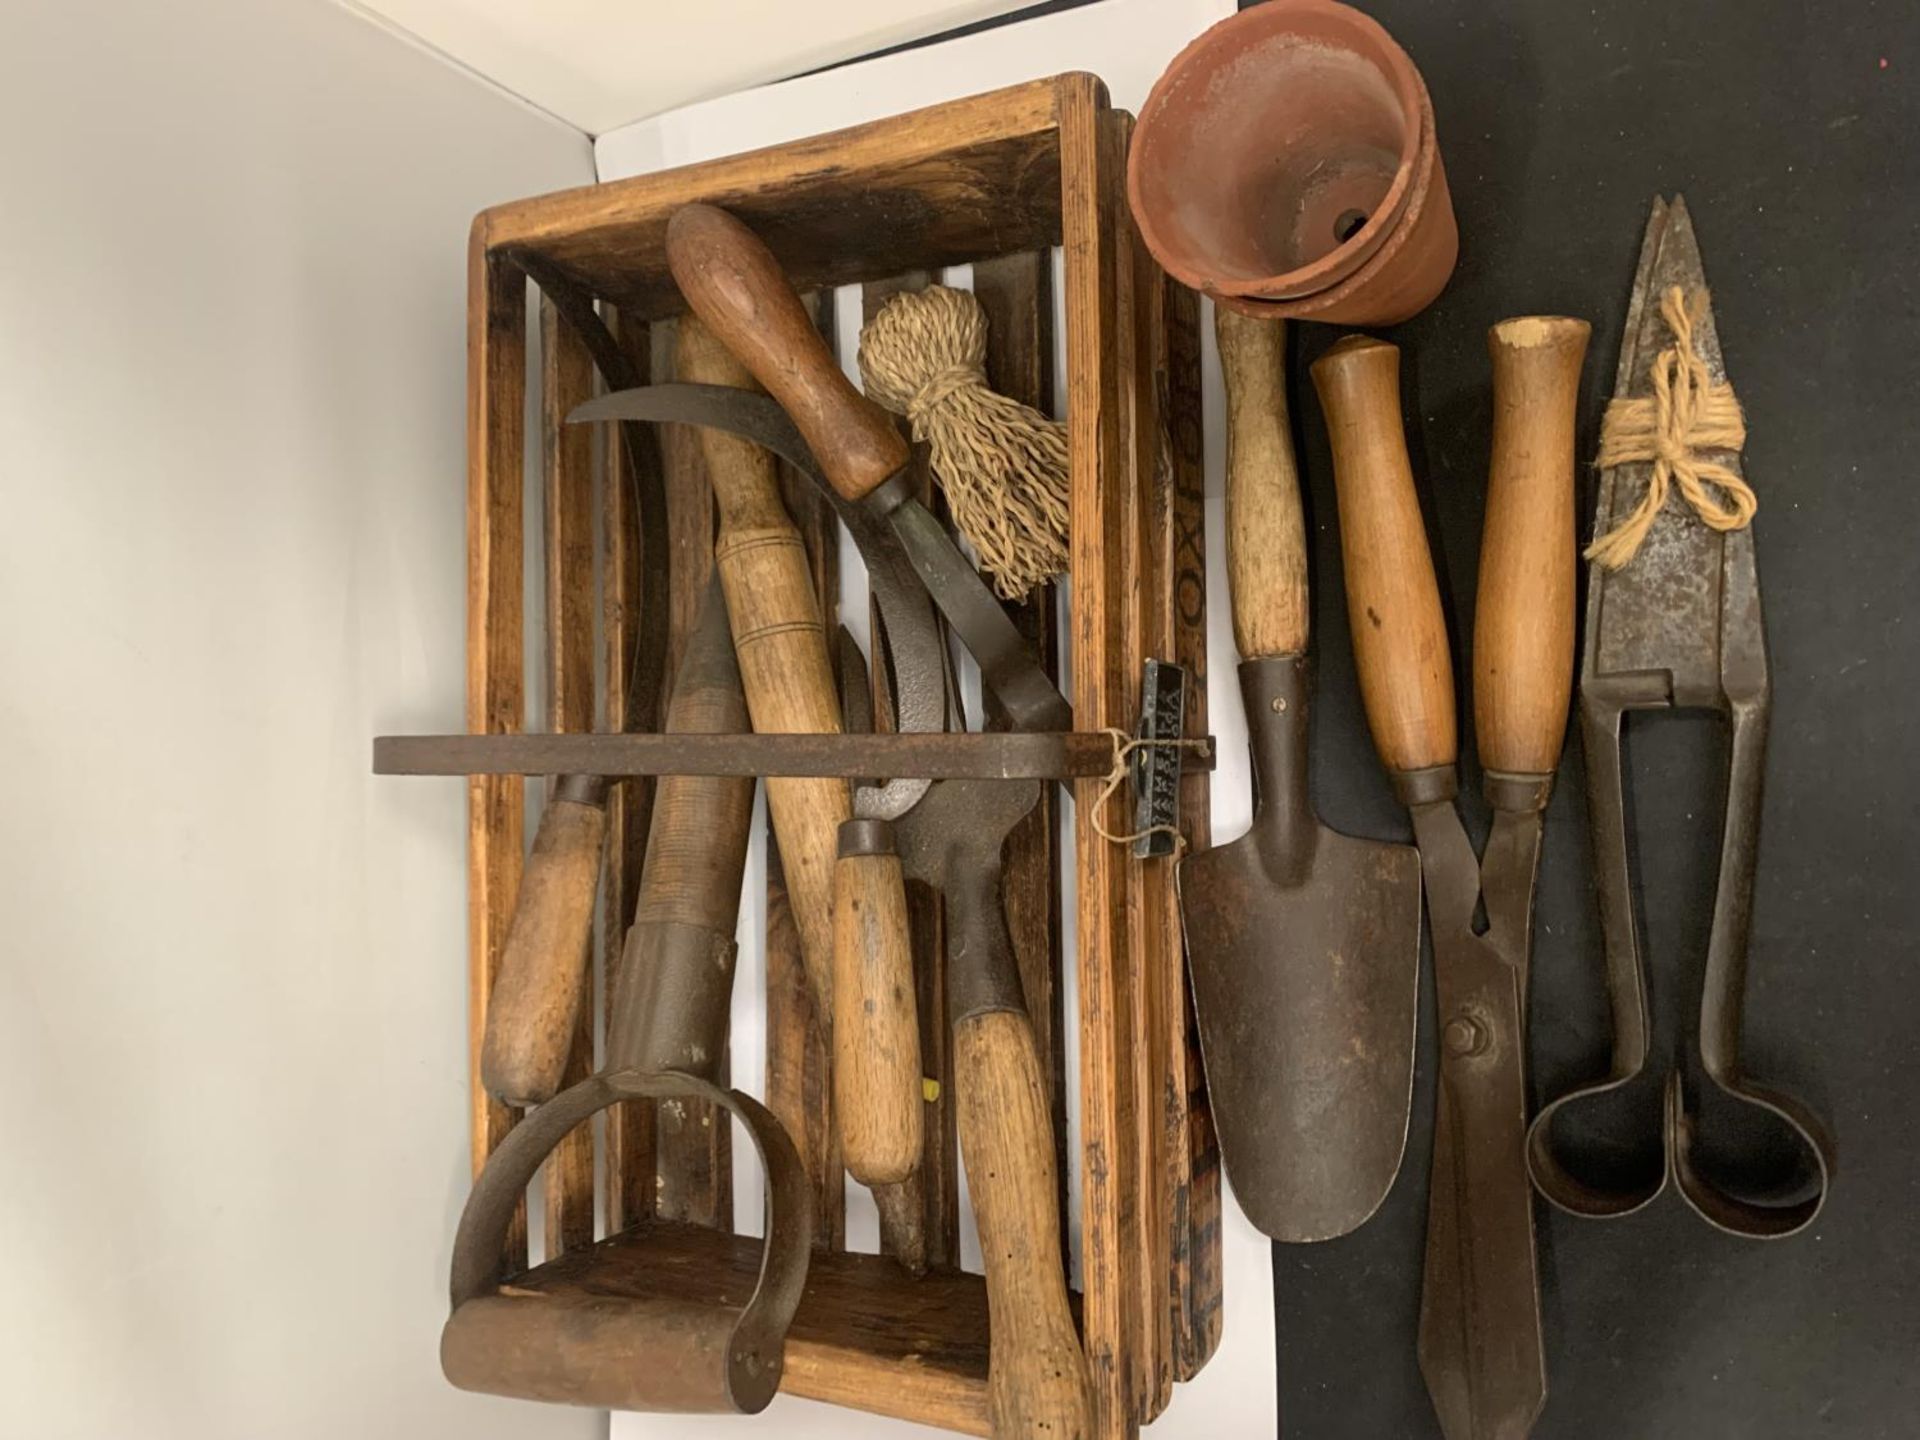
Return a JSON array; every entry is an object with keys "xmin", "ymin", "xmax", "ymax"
[{"xmin": 374, "ymin": 731, "xmax": 1211, "ymax": 781}]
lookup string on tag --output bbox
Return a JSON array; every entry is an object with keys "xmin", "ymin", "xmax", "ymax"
[{"xmin": 1087, "ymin": 727, "xmax": 1209, "ymax": 857}]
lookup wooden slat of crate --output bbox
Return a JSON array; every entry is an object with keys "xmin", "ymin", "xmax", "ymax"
[
  {"xmin": 538, "ymin": 299, "xmax": 599, "ymax": 1257},
  {"xmin": 762, "ymin": 292, "xmax": 847, "ymax": 1253},
  {"xmin": 513, "ymin": 1221, "xmax": 999, "ymax": 1435},
  {"xmin": 971, "ymin": 250, "xmax": 1071, "ymax": 1253},
  {"xmin": 1115, "ymin": 164, "xmax": 1175, "ymax": 1421},
  {"xmin": 1156, "ymin": 275, "xmax": 1224, "ymax": 1378},
  {"xmin": 1061, "ymin": 88, "xmax": 1148, "ymax": 1439},
  {"xmin": 466, "ymin": 236, "xmax": 528, "ymax": 1271},
  {"xmin": 600, "ymin": 306, "xmax": 658, "ymax": 1235},
  {"xmin": 478, "ymin": 80, "xmax": 1070, "ymax": 317}
]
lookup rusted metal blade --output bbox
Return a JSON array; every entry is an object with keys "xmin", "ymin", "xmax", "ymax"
[
  {"xmin": 1412, "ymin": 799, "xmax": 1547, "ymax": 1440},
  {"xmin": 1178, "ymin": 656, "xmax": 1422, "ymax": 1242}
]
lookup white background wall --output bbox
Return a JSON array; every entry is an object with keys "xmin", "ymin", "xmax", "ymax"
[
  {"xmin": 1, "ymin": 3, "xmax": 1275, "ymax": 1439},
  {"xmin": 0, "ymin": 2, "xmax": 596, "ymax": 1436}
]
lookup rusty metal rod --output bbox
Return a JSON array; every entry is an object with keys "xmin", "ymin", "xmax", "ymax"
[{"xmin": 373, "ymin": 730, "xmax": 1212, "ymax": 781}]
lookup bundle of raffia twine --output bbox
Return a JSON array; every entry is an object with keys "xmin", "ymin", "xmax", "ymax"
[
  {"xmin": 858, "ymin": 286, "xmax": 1071, "ymax": 600},
  {"xmin": 1587, "ymin": 285, "xmax": 1758, "ymax": 571}
]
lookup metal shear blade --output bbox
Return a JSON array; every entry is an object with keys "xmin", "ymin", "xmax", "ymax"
[{"xmin": 1525, "ymin": 195, "xmax": 1835, "ymax": 1239}]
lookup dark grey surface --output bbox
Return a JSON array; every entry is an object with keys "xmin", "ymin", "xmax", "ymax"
[{"xmin": 1269, "ymin": 3, "xmax": 1919, "ymax": 1436}]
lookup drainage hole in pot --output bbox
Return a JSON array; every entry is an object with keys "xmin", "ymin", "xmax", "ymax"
[{"xmin": 1334, "ymin": 209, "xmax": 1370, "ymax": 245}]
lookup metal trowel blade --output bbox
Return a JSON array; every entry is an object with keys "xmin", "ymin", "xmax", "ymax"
[{"xmin": 1178, "ymin": 658, "xmax": 1423, "ymax": 1243}]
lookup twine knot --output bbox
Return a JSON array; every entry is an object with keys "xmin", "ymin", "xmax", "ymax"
[
  {"xmin": 1586, "ymin": 286, "xmax": 1756, "ymax": 571},
  {"xmin": 905, "ymin": 363, "xmax": 986, "ymax": 425},
  {"xmin": 1087, "ymin": 727, "xmax": 1210, "ymax": 856},
  {"xmin": 859, "ymin": 285, "xmax": 1072, "ymax": 600}
]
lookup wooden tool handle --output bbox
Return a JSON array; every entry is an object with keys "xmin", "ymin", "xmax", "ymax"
[
  {"xmin": 1218, "ymin": 308, "xmax": 1309, "ymax": 659},
  {"xmin": 482, "ymin": 789, "xmax": 608, "ymax": 1106},
  {"xmin": 832, "ymin": 827, "xmax": 923, "ymax": 1186},
  {"xmin": 956, "ymin": 1008, "xmax": 1094, "ymax": 1440},
  {"xmin": 667, "ymin": 204, "xmax": 908, "ymax": 502},
  {"xmin": 607, "ymin": 584, "xmax": 755, "ymax": 1076},
  {"xmin": 1311, "ymin": 336, "xmax": 1457, "ymax": 776},
  {"xmin": 677, "ymin": 317, "xmax": 847, "ymax": 1017},
  {"xmin": 1475, "ymin": 317, "xmax": 1589, "ymax": 776}
]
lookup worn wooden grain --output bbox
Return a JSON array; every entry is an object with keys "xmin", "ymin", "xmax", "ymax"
[
  {"xmin": 509, "ymin": 1219, "xmax": 1009, "ymax": 1434},
  {"xmin": 479, "ymin": 79, "xmax": 1076, "ymax": 317},
  {"xmin": 1312, "ymin": 336, "xmax": 1457, "ymax": 775},
  {"xmin": 1120, "ymin": 207, "xmax": 1177, "ymax": 1423},
  {"xmin": 956, "ymin": 1011, "xmax": 1094, "ymax": 1438},
  {"xmin": 539, "ymin": 298, "xmax": 600, "ymax": 1258},
  {"xmin": 1062, "ymin": 88, "xmax": 1144, "ymax": 1439},
  {"xmin": 761, "ymin": 292, "xmax": 846, "ymax": 1252},
  {"xmin": 466, "ymin": 230, "xmax": 529, "ymax": 1272},
  {"xmin": 601, "ymin": 305, "xmax": 657, "ymax": 1234},
  {"xmin": 971, "ymin": 250, "xmax": 1069, "ymax": 1252},
  {"xmin": 1476, "ymin": 317, "xmax": 1587, "ymax": 775},
  {"xmin": 860, "ymin": 271, "xmax": 950, "ymax": 1274},
  {"xmin": 1159, "ymin": 275, "xmax": 1223, "ymax": 1380},
  {"xmin": 1218, "ymin": 310, "xmax": 1308, "ymax": 660}
]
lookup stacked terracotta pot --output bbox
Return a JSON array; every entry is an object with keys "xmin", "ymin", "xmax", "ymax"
[{"xmin": 1128, "ymin": 0, "xmax": 1457, "ymax": 327}]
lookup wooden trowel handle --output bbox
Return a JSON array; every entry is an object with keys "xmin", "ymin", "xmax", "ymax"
[
  {"xmin": 667, "ymin": 203, "xmax": 908, "ymax": 503},
  {"xmin": 481, "ymin": 782, "xmax": 609, "ymax": 1107},
  {"xmin": 1311, "ymin": 336, "xmax": 1457, "ymax": 777},
  {"xmin": 1218, "ymin": 309, "xmax": 1309, "ymax": 660},
  {"xmin": 1475, "ymin": 317, "xmax": 1589, "ymax": 777}
]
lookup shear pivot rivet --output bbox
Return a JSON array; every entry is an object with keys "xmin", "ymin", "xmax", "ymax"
[
  {"xmin": 1443, "ymin": 1015, "xmax": 1487, "ymax": 1056},
  {"xmin": 1271, "ymin": 696, "xmax": 1288, "ymax": 713}
]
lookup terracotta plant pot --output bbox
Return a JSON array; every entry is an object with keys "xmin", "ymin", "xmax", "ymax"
[{"xmin": 1128, "ymin": 0, "xmax": 1458, "ymax": 327}]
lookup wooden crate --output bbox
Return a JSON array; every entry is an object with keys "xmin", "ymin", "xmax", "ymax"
[{"xmin": 462, "ymin": 73, "xmax": 1219, "ymax": 1437}]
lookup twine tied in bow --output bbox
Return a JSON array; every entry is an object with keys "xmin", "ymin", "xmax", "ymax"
[
  {"xmin": 858, "ymin": 285, "xmax": 1072, "ymax": 600},
  {"xmin": 1586, "ymin": 286, "xmax": 1757, "ymax": 571}
]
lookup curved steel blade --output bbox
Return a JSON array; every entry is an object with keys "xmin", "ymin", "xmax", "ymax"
[
  {"xmin": 576, "ymin": 384, "xmax": 1071, "ymax": 737},
  {"xmin": 574, "ymin": 382, "xmax": 938, "ymax": 814}
]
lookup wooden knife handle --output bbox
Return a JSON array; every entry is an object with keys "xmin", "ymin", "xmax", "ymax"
[
  {"xmin": 1475, "ymin": 317, "xmax": 1589, "ymax": 777},
  {"xmin": 956, "ymin": 1008, "xmax": 1094, "ymax": 1440},
  {"xmin": 833, "ymin": 823, "xmax": 923, "ymax": 1186},
  {"xmin": 667, "ymin": 204, "xmax": 908, "ymax": 503},
  {"xmin": 1311, "ymin": 335, "xmax": 1457, "ymax": 776},
  {"xmin": 481, "ymin": 785, "xmax": 608, "ymax": 1107},
  {"xmin": 1218, "ymin": 308, "xmax": 1309, "ymax": 660},
  {"xmin": 677, "ymin": 317, "xmax": 846, "ymax": 1018}
]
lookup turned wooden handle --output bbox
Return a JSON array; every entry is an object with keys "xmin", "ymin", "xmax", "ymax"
[
  {"xmin": 832, "ymin": 829, "xmax": 923, "ymax": 1186},
  {"xmin": 956, "ymin": 1008, "xmax": 1094, "ymax": 1440},
  {"xmin": 1218, "ymin": 309, "xmax": 1309, "ymax": 660},
  {"xmin": 1475, "ymin": 317, "xmax": 1589, "ymax": 776},
  {"xmin": 482, "ymin": 792, "xmax": 607, "ymax": 1106},
  {"xmin": 676, "ymin": 316, "xmax": 849, "ymax": 1017},
  {"xmin": 667, "ymin": 204, "xmax": 908, "ymax": 502},
  {"xmin": 1311, "ymin": 335, "xmax": 1457, "ymax": 776}
]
